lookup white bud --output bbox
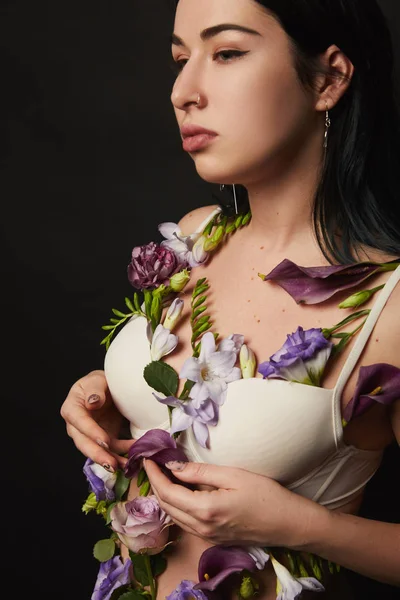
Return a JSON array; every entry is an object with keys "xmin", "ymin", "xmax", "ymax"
[
  {"xmin": 163, "ymin": 298, "xmax": 184, "ymax": 331},
  {"xmin": 239, "ymin": 344, "xmax": 257, "ymax": 379}
]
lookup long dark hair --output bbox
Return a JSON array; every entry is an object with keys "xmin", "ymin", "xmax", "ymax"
[{"xmin": 172, "ymin": 0, "xmax": 400, "ymax": 264}]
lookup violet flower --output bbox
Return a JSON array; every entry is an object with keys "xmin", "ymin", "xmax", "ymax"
[
  {"xmin": 194, "ymin": 545, "xmax": 258, "ymax": 591},
  {"xmin": 154, "ymin": 394, "xmax": 219, "ymax": 448},
  {"xmin": 110, "ymin": 495, "xmax": 172, "ymax": 555},
  {"xmin": 127, "ymin": 241, "xmax": 180, "ymax": 290},
  {"xmin": 343, "ymin": 363, "xmax": 400, "ymax": 423},
  {"xmin": 260, "ymin": 258, "xmax": 399, "ymax": 305},
  {"xmin": 91, "ymin": 556, "xmax": 132, "ymax": 600},
  {"xmin": 258, "ymin": 326, "xmax": 333, "ymax": 386},
  {"xmin": 83, "ymin": 458, "xmax": 117, "ymax": 502},
  {"xmin": 166, "ymin": 580, "xmax": 209, "ymax": 600},
  {"xmin": 124, "ymin": 429, "xmax": 188, "ymax": 479}
]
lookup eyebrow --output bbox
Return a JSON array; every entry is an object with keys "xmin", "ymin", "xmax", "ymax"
[{"xmin": 171, "ymin": 23, "xmax": 262, "ymax": 47}]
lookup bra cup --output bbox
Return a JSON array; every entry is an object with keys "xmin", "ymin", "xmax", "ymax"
[
  {"xmin": 181, "ymin": 379, "xmax": 336, "ymax": 485},
  {"xmin": 104, "ymin": 315, "xmax": 170, "ymax": 430}
]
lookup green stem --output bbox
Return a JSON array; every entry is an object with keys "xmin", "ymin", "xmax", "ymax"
[{"xmin": 144, "ymin": 554, "xmax": 156, "ymax": 600}]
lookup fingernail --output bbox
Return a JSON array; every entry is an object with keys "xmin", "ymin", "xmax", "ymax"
[
  {"xmin": 88, "ymin": 394, "xmax": 100, "ymax": 405},
  {"xmin": 102, "ymin": 463, "xmax": 115, "ymax": 473},
  {"xmin": 165, "ymin": 460, "xmax": 187, "ymax": 471},
  {"xmin": 97, "ymin": 439, "xmax": 110, "ymax": 450}
]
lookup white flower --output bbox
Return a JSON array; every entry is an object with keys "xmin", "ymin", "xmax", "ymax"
[
  {"xmin": 163, "ymin": 298, "xmax": 184, "ymax": 331},
  {"xmin": 180, "ymin": 331, "xmax": 241, "ymax": 406},
  {"xmin": 150, "ymin": 324, "xmax": 178, "ymax": 361},
  {"xmin": 271, "ymin": 556, "xmax": 324, "ymax": 600},
  {"xmin": 218, "ymin": 333, "xmax": 245, "ymax": 354},
  {"xmin": 158, "ymin": 222, "xmax": 209, "ymax": 268},
  {"xmin": 247, "ymin": 546, "xmax": 270, "ymax": 570},
  {"xmin": 240, "ymin": 344, "xmax": 257, "ymax": 379}
]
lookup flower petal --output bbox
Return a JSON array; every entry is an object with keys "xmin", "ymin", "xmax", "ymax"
[
  {"xmin": 158, "ymin": 222, "xmax": 180, "ymax": 240},
  {"xmin": 170, "ymin": 407, "xmax": 194, "ymax": 436},
  {"xmin": 198, "ymin": 331, "xmax": 217, "ymax": 362},
  {"xmin": 195, "ymin": 545, "xmax": 257, "ymax": 591},
  {"xmin": 192, "ymin": 420, "xmax": 210, "ymax": 448},
  {"xmin": 179, "ymin": 356, "xmax": 202, "ymax": 383}
]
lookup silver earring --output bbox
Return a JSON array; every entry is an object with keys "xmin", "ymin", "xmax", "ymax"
[
  {"xmin": 323, "ymin": 102, "xmax": 331, "ymax": 150},
  {"xmin": 220, "ymin": 184, "xmax": 239, "ymax": 215}
]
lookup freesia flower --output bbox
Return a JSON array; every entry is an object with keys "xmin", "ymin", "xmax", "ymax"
[
  {"xmin": 343, "ymin": 363, "xmax": 400, "ymax": 423},
  {"xmin": 239, "ymin": 344, "xmax": 257, "ymax": 379},
  {"xmin": 258, "ymin": 326, "xmax": 333, "ymax": 386},
  {"xmin": 83, "ymin": 458, "xmax": 117, "ymax": 502},
  {"xmin": 166, "ymin": 580, "xmax": 209, "ymax": 600},
  {"xmin": 259, "ymin": 258, "xmax": 399, "ymax": 305},
  {"xmin": 110, "ymin": 495, "xmax": 172, "ymax": 555},
  {"xmin": 91, "ymin": 556, "xmax": 132, "ymax": 600},
  {"xmin": 163, "ymin": 298, "xmax": 184, "ymax": 331},
  {"xmin": 124, "ymin": 429, "xmax": 188, "ymax": 479},
  {"xmin": 154, "ymin": 394, "xmax": 219, "ymax": 448},
  {"xmin": 127, "ymin": 241, "xmax": 180, "ymax": 290},
  {"xmin": 150, "ymin": 324, "xmax": 179, "ymax": 361},
  {"xmin": 247, "ymin": 546, "xmax": 270, "ymax": 570},
  {"xmin": 218, "ymin": 333, "xmax": 245, "ymax": 354},
  {"xmin": 271, "ymin": 556, "xmax": 324, "ymax": 600},
  {"xmin": 159, "ymin": 222, "xmax": 209, "ymax": 268},
  {"xmin": 180, "ymin": 331, "xmax": 241, "ymax": 406},
  {"xmin": 194, "ymin": 545, "xmax": 258, "ymax": 591}
]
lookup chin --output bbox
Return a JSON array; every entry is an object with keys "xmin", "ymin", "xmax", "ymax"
[{"xmin": 191, "ymin": 154, "xmax": 244, "ymax": 185}]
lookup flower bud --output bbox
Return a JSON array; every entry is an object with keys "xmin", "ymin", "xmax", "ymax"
[
  {"xmin": 192, "ymin": 235, "xmax": 209, "ymax": 265},
  {"xmin": 170, "ymin": 269, "xmax": 190, "ymax": 292},
  {"xmin": 163, "ymin": 298, "xmax": 184, "ymax": 331},
  {"xmin": 239, "ymin": 576, "xmax": 258, "ymax": 599},
  {"xmin": 96, "ymin": 500, "xmax": 108, "ymax": 517},
  {"xmin": 82, "ymin": 492, "xmax": 98, "ymax": 515},
  {"xmin": 339, "ymin": 289, "xmax": 371, "ymax": 309},
  {"xmin": 203, "ymin": 226, "xmax": 224, "ymax": 251},
  {"xmin": 150, "ymin": 324, "xmax": 178, "ymax": 361},
  {"xmin": 240, "ymin": 344, "xmax": 257, "ymax": 379}
]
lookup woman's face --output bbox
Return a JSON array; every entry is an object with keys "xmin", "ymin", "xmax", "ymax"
[{"xmin": 171, "ymin": 0, "xmax": 320, "ymax": 186}]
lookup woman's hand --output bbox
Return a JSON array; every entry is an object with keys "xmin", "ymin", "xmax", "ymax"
[
  {"xmin": 60, "ymin": 370, "xmax": 133, "ymax": 471},
  {"xmin": 144, "ymin": 459, "xmax": 327, "ymax": 549}
]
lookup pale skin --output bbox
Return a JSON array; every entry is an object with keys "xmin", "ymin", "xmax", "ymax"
[{"xmin": 61, "ymin": 0, "xmax": 400, "ymax": 597}]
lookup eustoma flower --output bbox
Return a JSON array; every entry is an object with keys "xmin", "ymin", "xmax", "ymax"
[
  {"xmin": 91, "ymin": 556, "xmax": 132, "ymax": 600},
  {"xmin": 166, "ymin": 580, "xmax": 209, "ymax": 600},
  {"xmin": 258, "ymin": 326, "xmax": 333, "ymax": 386},
  {"xmin": 343, "ymin": 363, "xmax": 400, "ymax": 423},
  {"xmin": 83, "ymin": 458, "xmax": 117, "ymax": 502},
  {"xmin": 128, "ymin": 242, "xmax": 180, "ymax": 290},
  {"xmin": 124, "ymin": 429, "xmax": 188, "ymax": 479},
  {"xmin": 270, "ymin": 556, "xmax": 324, "ymax": 599},
  {"xmin": 110, "ymin": 495, "xmax": 172, "ymax": 554},
  {"xmin": 259, "ymin": 258, "xmax": 399, "ymax": 304}
]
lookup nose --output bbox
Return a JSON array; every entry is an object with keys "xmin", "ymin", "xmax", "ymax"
[{"xmin": 171, "ymin": 60, "xmax": 205, "ymax": 111}]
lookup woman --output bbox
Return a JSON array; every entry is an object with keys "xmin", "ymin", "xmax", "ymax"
[{"xmin": 61, "ymin": 0, "xmax": 400, "ymax": 598}]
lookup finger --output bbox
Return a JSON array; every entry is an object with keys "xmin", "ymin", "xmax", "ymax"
[
  {"xmin": 67, "ymin": 424, "xmax": 126, "ymax": 471},
  {"xmin": 163, "ymin": 461, "xmax": 240, "ymax": 490},
  {"xmin": 61, "ymin": 399, "xmax": 113, "ymax": 448}
]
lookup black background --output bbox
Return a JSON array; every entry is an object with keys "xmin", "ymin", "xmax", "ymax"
[{"xmin": 1, "ymin": 1, "xmax": 399, "ymax": 598}]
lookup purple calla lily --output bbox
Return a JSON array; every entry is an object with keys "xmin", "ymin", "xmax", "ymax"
[
  {"xmin": 124, "ymin": 428, "xmax": 188, "ymax": 479},
  {"xmin": 259, "ymin": 258, "xmax": 399, "ymax": 305},
  {"xmin": 343, "ymin": 363, "xmax": 400, "ymax": 423},
  {"xmin": 194, "ymin": 546, "xmax": 258, "ymax": 591}
]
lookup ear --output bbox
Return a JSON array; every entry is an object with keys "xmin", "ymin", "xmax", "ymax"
[{"xmin": 314, "ymin": 45, "xmax": 355, "ymax": 112}]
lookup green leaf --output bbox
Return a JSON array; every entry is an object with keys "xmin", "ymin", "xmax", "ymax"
[
  {"xmin": 137, "ymin": 467, "xmax": 147, "ymax": 488},
  {"xmin": 192, "ymin": 314, "xmax": 210, "ymax": 332},
  {"xmin": 106, "ymin": 501, "xmax": 116, "ymax": 524},
  {"xmin": 139, "ymin": 480, "xmax": 151, "ymax": 496},
  {"xmin": 110, "ymin": 318, "xmax": 120, "ymax": 324},
  {"xmin": 111, "ymin": 589, "xmax": 145, "ymax": 600},
  {"xmin": 134, "ymin": 293, "xmax": 142, "ymax": 313},
  {"xmin": 109, "ymin": 584, "xmax": 134, "ymax": 600},
  {"xmin": 144, "ymin": 290, "xmax": 153, "ymax": 319},
  {"xmin": 192, "ymin": 295, "xmax": 207, "ymax": 309},
  {"xmin": 191, "ymin": 305, "xmax": 207, "ymax": 321},
  {"xmin": 192, "ymin": 284, "xmax": 209, "ymax": 300},
  {"xmin": 195, "ymin": 277, "xmax": 207, "ymax": 287},
  {"xmin": 112, "ymin": 308, "xmax": 127, "ymax": 318},
  {"xmin": 93, "ymin": 539, "xmax": 116, "ymax": 562},
  {"xmin": 191, "ymin": 321, "xmax": 212, "ymax": 343},
  {"xmin": 125, "ymin": 297, "xmax": 135, "ymax": 312},
  {"xmin": 129, "ymin": 553, "xmax": 150, "ymax": 586},
  {"xmin": 143, "ymin": 361, "xmax": 179, "ymax": 397},
  {"xmin": 115, "ymin": 469, "xmax": 131, "ymax": 500},
  {"xmin": 102, "ymin": 325, "xmax": 116, "ymax": 330},
  {"xmin": 178, "ymin": 379, "xmax": 195, "ymax": 400},
  {"xmin": 150, "ymin": 553, "xmax": 167, "ymax": 577},
  {"xmin": 241, "ymin": 211, "xmax": 251, "ymax": 226}
]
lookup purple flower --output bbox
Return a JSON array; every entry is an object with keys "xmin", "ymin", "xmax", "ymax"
[
  {"xmin": 194, "ymin": 545, "xmax": 258, "ymax": 591},
  {"xmin": 258, "ymin": 326, "xmax": 333, "ymax": 386},
  {"xmin": 166, "ymin": 580, "xmax": 209, "ymax": 600},
  {"xmin": 91, "ymin": 556, "xmax": 132, "ymax": 600},
  {"xmin": 154, "ymin": 394, "xmax": 219, "ymax": 448},
  {"xmin": 127, "ymin": 241, "xmax": 180, "ymax": 290},
  {"xmin": 343, "ymin": 363, "xmax": 400, "ymax": 423},
  {"xmin": 110, "ymin": 495, "xmax": 172, "ymax": 555},
  {"xmin": 260, "ymin": 258, "xmax": 399, "ymax": 305},
  {"xmin": 124, "ymin": 429, "xmax": 188, "ymax": 479},
  {"xmin": 83, "ymin": 458, "xmax": 116, "ymax": 502}
]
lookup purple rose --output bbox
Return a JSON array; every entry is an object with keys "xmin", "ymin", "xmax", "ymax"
[
  {"xmin": 110, "ymin": 495, "xmax": 172, "ymax": 555},
  {"xmin": 83, "ymin": 458, "xmax": 116, "ymax": 502},
  {"xmin": 258, "ymin": 326, "xmax": 333, "ymax": 386},
  {"xmin": 127, "ymin": 241, "xmax": 180, "ymax": 290},
  {"xmin": 166, "ymin": 580, "xmax": 209, "ymax": 600},
  {"xmin": 91, "ymin": 556, "xmax": 132, "ymax": 600}
]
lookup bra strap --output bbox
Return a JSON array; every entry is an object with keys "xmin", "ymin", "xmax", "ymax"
[{"xmin": 332, "ymin": 265, "xmax": 400, "ymax": 447}]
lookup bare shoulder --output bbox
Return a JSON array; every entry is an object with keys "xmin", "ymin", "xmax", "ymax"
[{"xmin": 177, "ymin": 204, "xmax": 220, "ymax": 235}]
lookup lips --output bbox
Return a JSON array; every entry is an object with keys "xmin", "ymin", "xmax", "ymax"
[{"xmin": 180, "ymin": 124, "xmax": 218, "ymax": 152}]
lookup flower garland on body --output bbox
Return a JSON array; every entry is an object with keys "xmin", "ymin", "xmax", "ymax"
[{"xmin": 81, "ymin": 208, "xmax": 400, "ymax": 600}]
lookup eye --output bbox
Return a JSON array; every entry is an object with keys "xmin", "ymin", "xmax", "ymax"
[
  {"xmin": 169, "ymin": 57, "xmax": 188, "ymax": 74},
  {"xmin": 213, "ymin": 49, "xmax": 248, "ymax": 63}
]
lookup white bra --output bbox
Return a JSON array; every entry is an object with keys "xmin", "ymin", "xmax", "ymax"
[{"xmin": 104, "ymin": 241, "xmax": 399, "ymax": 510}]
